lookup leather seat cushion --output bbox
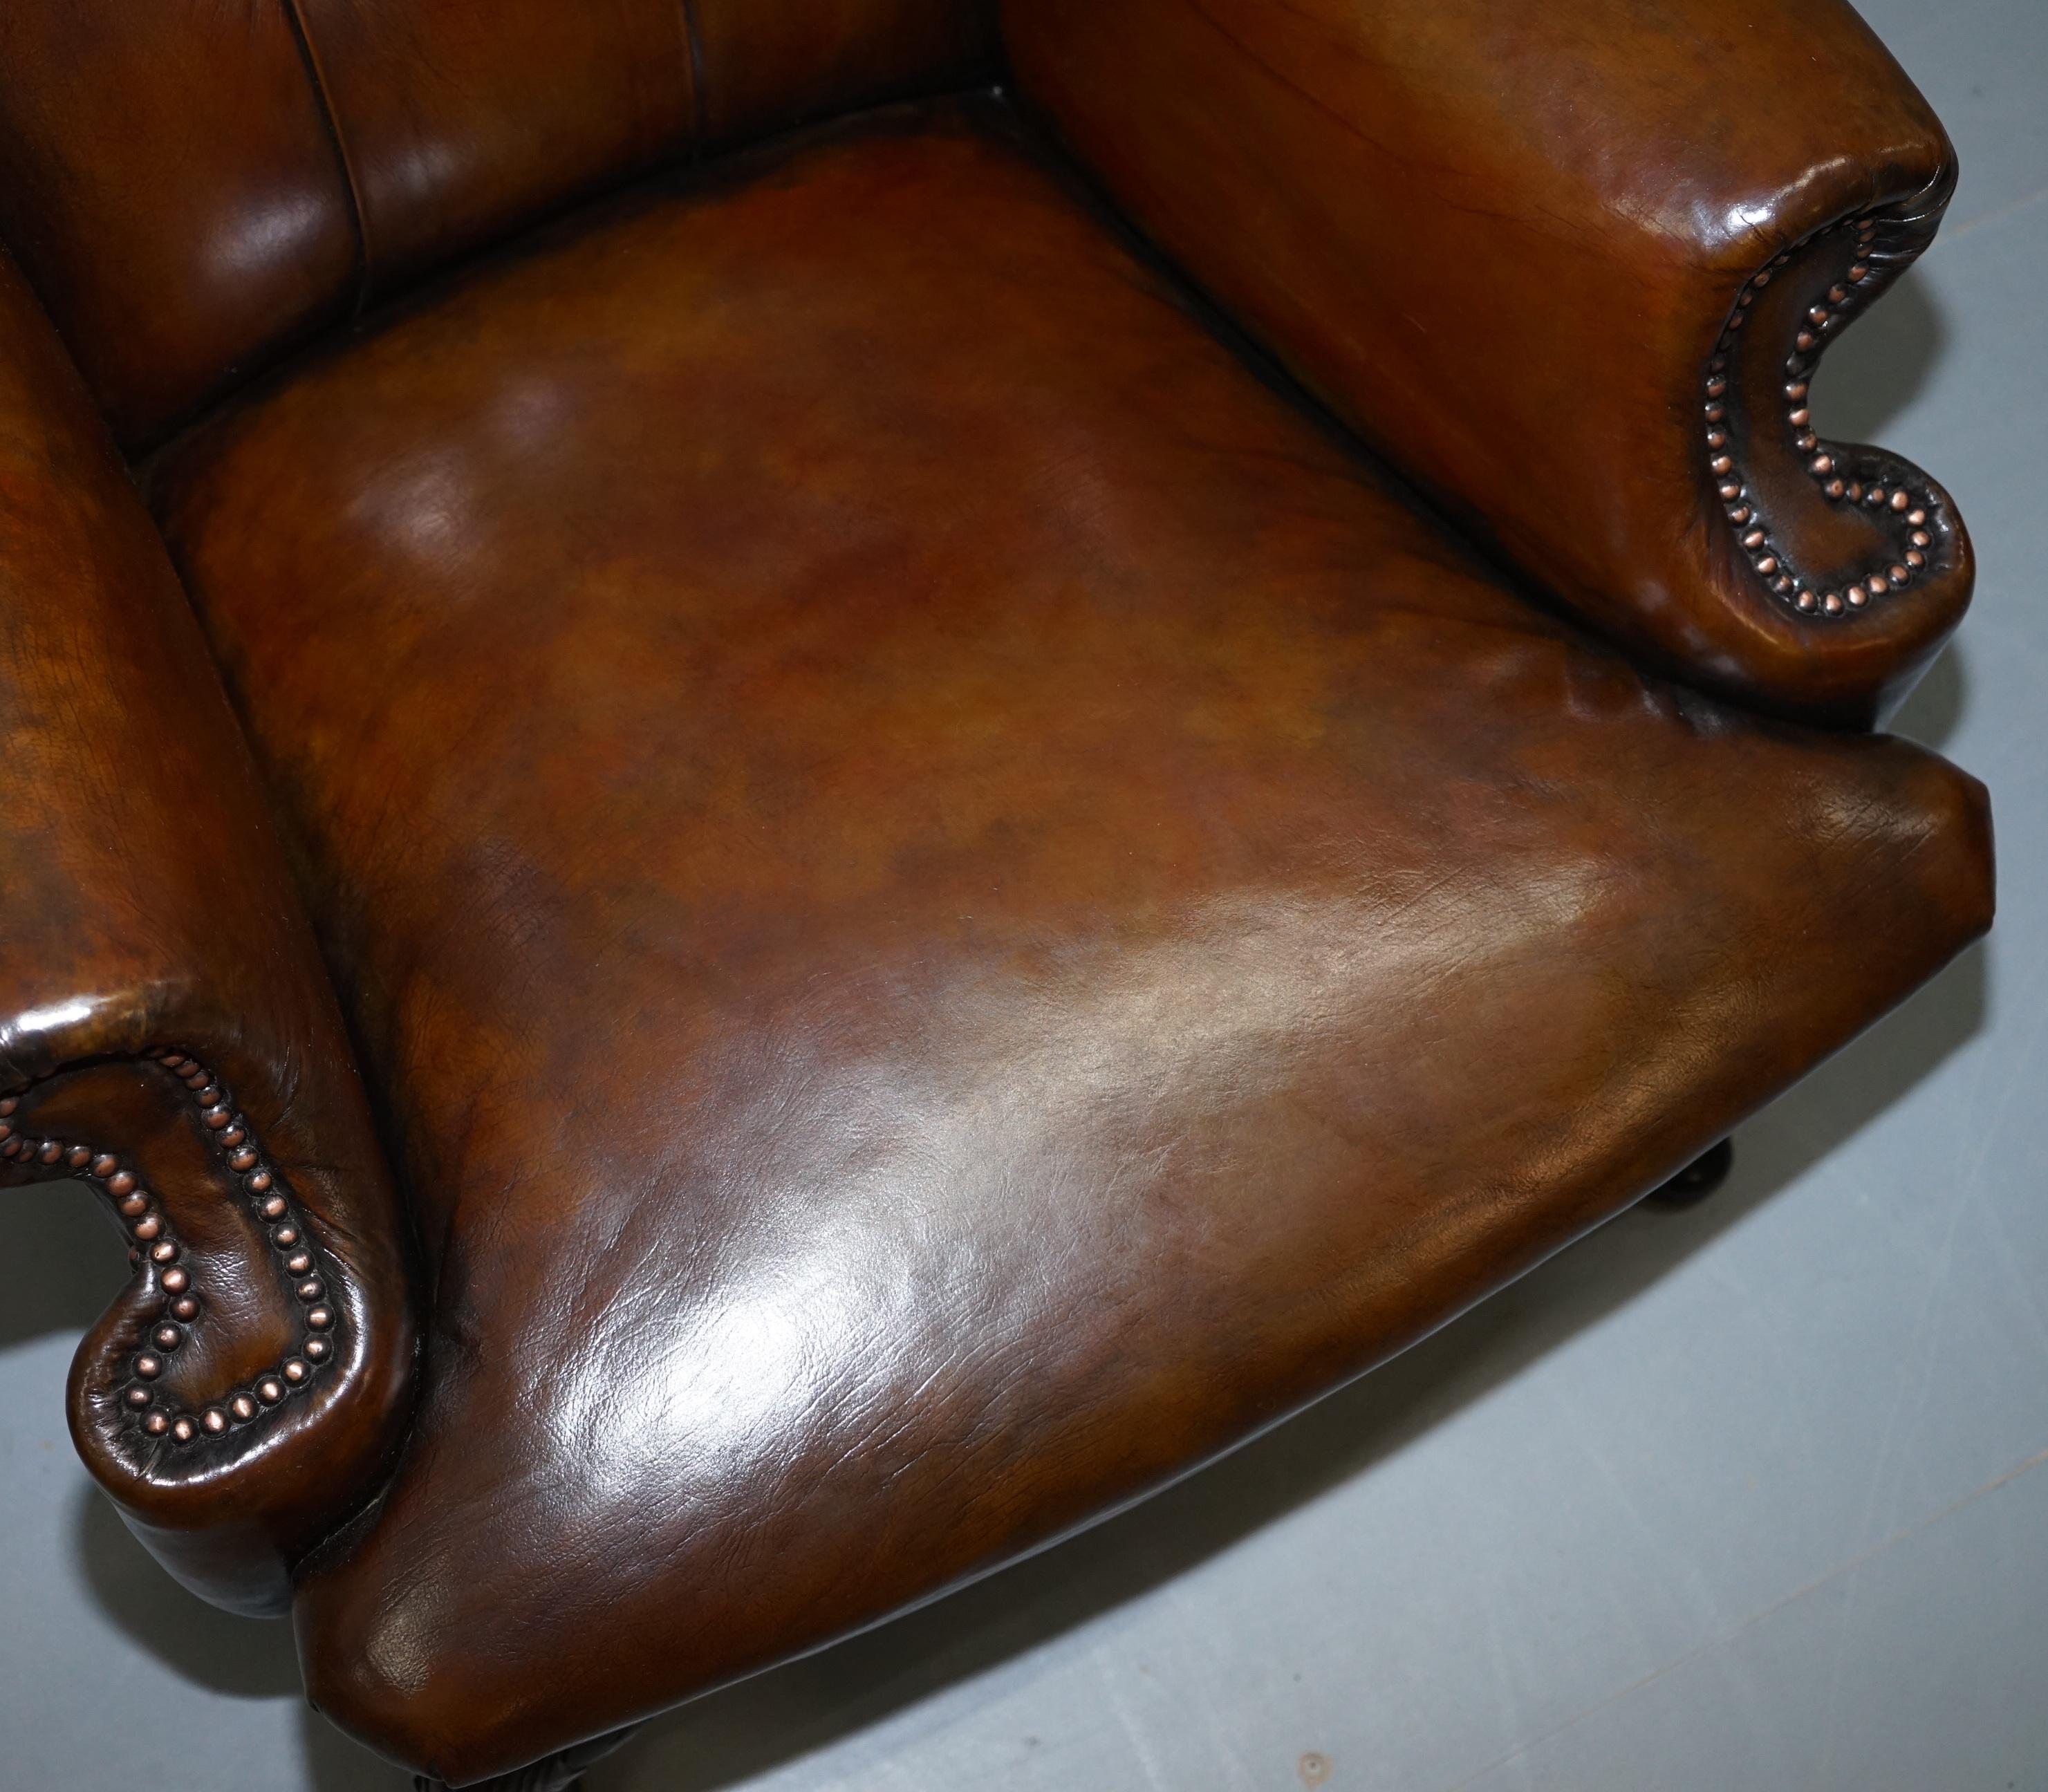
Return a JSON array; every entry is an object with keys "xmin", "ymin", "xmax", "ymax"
[{"xmin": 145, "ymin": 97, "xmax": 1991, "ymax": 1784}]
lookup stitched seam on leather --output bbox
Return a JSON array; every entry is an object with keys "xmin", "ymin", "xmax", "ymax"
[
  {"xmin": 1706, "ymin": 207, "xmax": 1954, "ymax": 621},
  {"xmin": 677, "ymin": 0, "xmax": 710, "ymax": 156},
  {"xmin": 0, "ymin": 1049, "xmax": 340, "ymax": 1453},
  {"xmin": 281, "ymin": 0, "xmax": 375, "ymax": 316}
]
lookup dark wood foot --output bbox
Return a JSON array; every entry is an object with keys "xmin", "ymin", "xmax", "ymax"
[
  {"xmin": 1642, "ymin": 1137, "xmax": 1734, "ymax": 1208},
  {"xmin": 413, "ymin": 1725, "xmax": 637, "ymax": 1792}
]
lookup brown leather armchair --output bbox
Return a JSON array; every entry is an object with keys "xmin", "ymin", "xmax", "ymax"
[{"xmin": 0, "ymin": 2, "xmax": 1993, "ymax": 1786}]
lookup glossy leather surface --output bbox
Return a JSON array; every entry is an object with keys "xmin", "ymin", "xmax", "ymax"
[
  {"xmin": 1005, "ymin": 0, "xmax": 1970, "ymax": 725},
  {"xmin": 293, "ymin": 0, "xmax": 698, "ymax": 296},
  {"xmin": 0, "ymin": 0, "xmax": 992, "ymax": 446},
  {"xmin": 0, "ymin": 0, "xmax": 356, "ymax": 446},
  {"xmin": 147, "ymin": 102, "xmax": 1991, "ymax": 1781},
  {"xmin": 0, "ymin": 252, "xmax": 415, "ymax": 1615}
]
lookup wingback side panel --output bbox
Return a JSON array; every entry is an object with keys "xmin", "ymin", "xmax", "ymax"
[
  {"xmin": 291, "ymin": 0, "xmax": 699, "ymax": 299},
  {"xmin": 0, "ymin": 0, "xmax": 996, "ymax": 448},
  {"xmin": 0, "ymin": 0, "xmax": 358, "ymax": 447}
]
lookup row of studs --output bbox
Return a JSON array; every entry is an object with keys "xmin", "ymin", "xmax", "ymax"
[
  {"xmin": 1705, "ymin": 213, "xmax": 1940, "ymax": 619},
  {"xmin": 0, "ymin": 1050, "xmax": 337, "ymax": 1448}
]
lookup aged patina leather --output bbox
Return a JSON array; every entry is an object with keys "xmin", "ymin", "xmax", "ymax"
[{"xmin": 0, "ymin": 3, "xmax": 1994, "ymax": 1787}]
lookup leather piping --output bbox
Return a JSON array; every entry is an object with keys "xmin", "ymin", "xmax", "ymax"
[
  {"xmin": 281, "ymin": 0, "xmax": 376, "ymax": 315},
  {"xmin": 677, "ymin": 0, "xmax": 710, "ymax": 154}
]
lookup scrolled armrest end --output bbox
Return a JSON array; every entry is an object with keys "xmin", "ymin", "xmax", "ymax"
[
  {"xmin": 2, "ymin": 1038, "xmax": 415, "ymax": 1616},
  {"xmin": 1685, "ymin": 167, "xmax": 1971, "ymax": 725}
]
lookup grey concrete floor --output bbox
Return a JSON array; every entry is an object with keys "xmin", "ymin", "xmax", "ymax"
[{"xmin": 5, "ymin": 3, "xmax": 2044, "ymax": 1787}]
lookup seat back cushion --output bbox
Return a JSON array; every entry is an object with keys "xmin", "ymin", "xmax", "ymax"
[
  {"xmin": 0, "ymin": 0, "xmax": 996, "ymax": 447},
  {"xmin": 0, "ymin": 1, "xmax": 360, "ymax": 450}
]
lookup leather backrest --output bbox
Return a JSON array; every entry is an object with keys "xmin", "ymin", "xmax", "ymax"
[
  {"xmin": 0, "ymin": 0, "xmax": 996, "ymax": 447},
  {"xmin": 0, "ymin": 3, "xmax": 360, "ymax": 449},
  {"xmin": 692, "ymin": 0, "xmax": 997, "ymax": 147},
  {"xmin": 295, "ymin": 0, "xmax": 699, "ymax": 301}
]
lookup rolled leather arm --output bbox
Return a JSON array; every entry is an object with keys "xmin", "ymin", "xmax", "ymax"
[
  {"xmin": 1003, "ymin": 0, "xmax": 1969, "ymax": 725},
  {"xmin": 0, "ymin": 252, "xmax": 415, "ymax": 1616}
]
